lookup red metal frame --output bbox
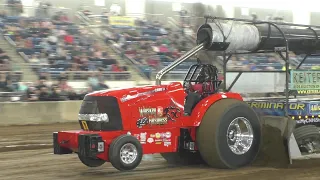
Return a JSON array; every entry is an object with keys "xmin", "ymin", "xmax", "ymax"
[{"xmin": 56, "ymin": 81, "xmax": 243, "ymax": 162}]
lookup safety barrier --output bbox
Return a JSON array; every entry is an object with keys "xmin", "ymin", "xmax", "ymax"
[{"xmin": 0, "ymin": 101, "xmax": 82, "ymax": 126}]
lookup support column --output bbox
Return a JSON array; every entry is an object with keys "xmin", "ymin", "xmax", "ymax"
[
  {"xmin": 222, "ymin": 5, "xmax": 234, "ymax": 18},
  {"xmin": 125, "ymin": 0, "xmax": 146, "ymax": 18},
  {"xmin": 292, "ymin": 9, "xmax": 310, "ymax": 25}
]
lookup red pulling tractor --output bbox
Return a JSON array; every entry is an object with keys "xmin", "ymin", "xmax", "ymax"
[{"xmin": 53, "ymin": 16, "xmax": 320, "ymax": 171}]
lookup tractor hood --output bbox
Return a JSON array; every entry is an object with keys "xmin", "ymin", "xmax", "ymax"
[
  {"xmin": 86, "ymin": 84, "xmax": 169, "ymax": 103},
  {"xmin": 78, "ymin": 83, "xmax": 181, "ymax": 131}
]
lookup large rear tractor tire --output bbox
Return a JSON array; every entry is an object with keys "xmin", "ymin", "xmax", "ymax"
[
  {"xmin": 293, "ymin": 125, "xmax": 320, "ymax": 153},
  {"xmin": 196, "ymin": 98, "xmax": 261, "ymax": 169},
  {"xmin": 294, "ymin": 125, "xmax": 320, "ymax": 144},
  {"xmin": 161, "ymin": 151, "xmax": 204, "ymax": 165}
]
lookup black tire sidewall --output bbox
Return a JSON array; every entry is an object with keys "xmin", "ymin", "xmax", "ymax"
[
  {"xmin": 109, "ymin": 135, "xmax": 143, "ymax": 171},
  {"xmin": 294, "ymin": 125, "xmax": 320, "ymax": 143},
  {"xmin": 216, "ymin": 102, "xmax": 261, "ymax": 168}
]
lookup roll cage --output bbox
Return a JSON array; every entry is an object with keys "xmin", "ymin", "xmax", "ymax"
[{"xmin": 182, "ymin": 63, "xmax": 222, "ymax": 97}]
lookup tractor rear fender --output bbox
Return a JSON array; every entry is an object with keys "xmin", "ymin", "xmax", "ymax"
[{"xmin": 190, "ymin": 92, "xmax": 243, "ymax": 127}]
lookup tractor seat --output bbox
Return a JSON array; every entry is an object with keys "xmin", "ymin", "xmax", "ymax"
[
  {"xmin": 192, "ymin": 83, "xmax": 203, "ymax": 93},
  {"xmin": 191, "ymin": 82, "xmax": 215, "ymax": 94}
]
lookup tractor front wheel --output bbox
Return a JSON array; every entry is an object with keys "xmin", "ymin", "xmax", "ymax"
[
  {"xmin": 196, "ymin": 98, "xmax": 261, "ymax": 169},
  {"xmin": 109, "ymin": 135, "xmax": 143, "ymax": 171}
]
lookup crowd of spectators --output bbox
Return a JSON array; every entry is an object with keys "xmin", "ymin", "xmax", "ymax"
[
  {"xmin": 0, "ymin": 70, "xmax": 110, "ymax": 102},
  {"xmin": 1, "ymin": 6, "xmax": 320, "ymax": 102},
  {"xmin": 99, "ymin": 15, "xmax": 195, "ymax": 78},
  {"xmin": 0, "ymin": 10, "xmax": 120, "ymax": 100},
  {"xmin": 3, "ymin": 14, "xmax": 126, "ymax": 74}
]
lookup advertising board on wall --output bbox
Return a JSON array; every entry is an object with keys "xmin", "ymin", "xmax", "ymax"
[
  {"xmin": 290, "ymin": 70, "xmax": 320, "ymax": 90},
  {"xmin": 109, "ymin": 16, "xmax": 135, "ymax": 28}
]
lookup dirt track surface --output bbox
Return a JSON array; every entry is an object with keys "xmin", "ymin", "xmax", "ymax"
[{"xmin": 2, "ymin": 123, "xmax": 320, "ymax": 180}]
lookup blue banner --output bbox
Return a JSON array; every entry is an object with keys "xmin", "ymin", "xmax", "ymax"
[{"xmin": 246, "ymin": 100, "xmax": 320, "ymax": 116}]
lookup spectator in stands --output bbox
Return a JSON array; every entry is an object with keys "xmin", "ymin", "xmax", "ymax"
[
  {"xmin": 29, "ymin": 54, "xmax": 39, "ymax": 63},
  {"xmin": 39, "ymin": 52, "xmax": 49, "ymax": 64},
  {"xmin": 39, "ymin": 72, "xmax": 49, "ymax": 80},
  {"xmin": 5, "ymin": 79, "xmax": 15, "ymax": 92},
  {"xmin": 111, "ymin": 63, "xmax": 122, "ymax": 72},
  {"xmin": 0, "ymin": 59, "xmax": 10, "ymax": 71},
  {"xmin": 64, "ymin": 33, "xmax": 74, "ymax": 44},
  {"xmin": 24, "ymin": 38, "xmax": 33, "ymax": 49},
  {"xmin": 48, "ymin": 34, "xmax": 58, "ymax": 45},
  {"xmin": 26, "ymin": 86, "xmax": 39, "ymax": 101},
  {"xmin": 71, "ymin": 46, "xmax": 81, "ymax": 58},
  {"xmin": 97, "ymin": 78, "xmax": 109, "ymax": 90},
  {"xmin": 0, "ymin": 48, "xmax": 10, "ymax": 60},
  {"xmin": 0, "ymin": 10, "xmax": 7, "ymax": 18},
  {"xmin": 58, "ymin": 75, "xmax": 72, "ymax": 93},
  {"xmin": 38, "ymin": 86, "xmax": 50, "ymax": 101},
  {"xmin": 36, "ymin": 78, "xmax": 48, "ymax": 91},
  {"xmin": 17, "ymin": 82, "xmax": 28, "ymax": 92},
  {"xmin": 56, "ymin": 43, "xmax": 67, "ymax": 57},
  {"xmin": 0, "ymin": 72, "xmax": 7, "ymax": 90},
  {"xmin": 40, "ymin": 38, "xmax": 52, "ymax": 52},
  {"xmin": 59, "ymin": 12, "xmax": 70, "ymax": 23},
  {"xmin": 88, "ymin": 72, "xmax": 99, "ymax": 91},
  {"xmin": 49, "ymin": 85, "xmax": 63, "ymax": 101}
]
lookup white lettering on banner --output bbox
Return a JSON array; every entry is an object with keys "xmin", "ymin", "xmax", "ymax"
[
  {"xmin": 149, "ymin": 117, "xmax": 167, "ymax": 125},
  {"xmin": 120, "ymin": 88, "xmax": 166, "ymax": 102},
  {"xmin": 310, "ymin": 104, "xmax": 320, "ymax": 112},
  {"xmin": 139, "ymin": 108, "xmax": 157, "ymax": 117},
  {"xmin": 154, "ymin": 88, "xmax": 166, "ymax": 92},
  {"xmin": 296, "ymin": 118, "xmax": 320, "ymax": 124}
]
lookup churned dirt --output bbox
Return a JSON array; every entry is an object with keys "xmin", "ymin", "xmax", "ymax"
[{"xmin": 1, "ymin": 123, "xmax": 320, "ymax": 180}]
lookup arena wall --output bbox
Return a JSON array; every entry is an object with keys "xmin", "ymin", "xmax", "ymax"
[
  {"xmin": 70, "ymin": 72, "xmax": 286, "ymax": 93},
  {"xmin": 0, "ymin": 101, "xmax": 82, "ymax": 126}
]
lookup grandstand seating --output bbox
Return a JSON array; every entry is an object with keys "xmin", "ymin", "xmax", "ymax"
[
  {"xmin": 101, "ymin": 17, "xmax": 196, "ymax": 79},
  {"xmin": 1, "ymin": 14, "xmax": 131, "ymax": 81}
]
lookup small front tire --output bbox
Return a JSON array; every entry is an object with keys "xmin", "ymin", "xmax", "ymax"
[{"xmin": 109, "ymin": 135, "xmax": 143, "ymax": 171}]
